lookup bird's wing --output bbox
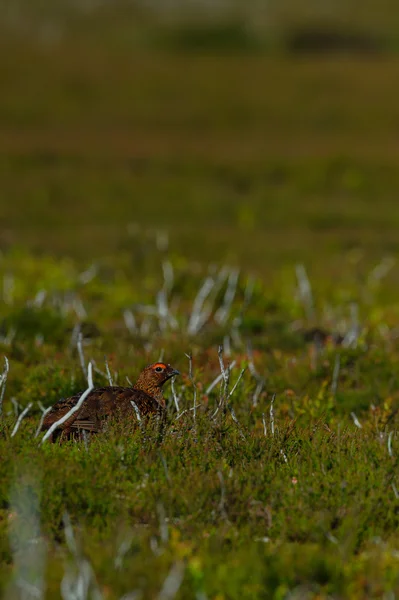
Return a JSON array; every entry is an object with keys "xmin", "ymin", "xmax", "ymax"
[
  {"xmin": 42, "ymin": 386, "xmax": 164, "ymax": 434},
  {"xmin": 41, "ymin": 390, "xmax": 86, "ymax": 431},
  {"xmin": 70, "ymin": 387, "xmax": 164, "ymax": 431}
]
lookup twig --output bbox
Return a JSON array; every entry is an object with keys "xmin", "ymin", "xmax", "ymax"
[
  {"xmin": 61, "ymin": 512, "xmax": 103, "ymax": 600},
  {"xmin": 215, "ymin": 268, "xmax": 239, "ymax": 326},
  {"xmin": 11, "ymin": 397, "xmax": 20, "ymax": 417},
  {"xmin": 157, "ymin": 562, "xmax": 185, "ymax": 600},
  {"xmin": 7, "ymin": 469, "xmax": 46, "ymax": 600},
  {"xmin": 114, "ymin": 530, "xmax": 134, "ymax": 570},
  {"xmin": 211, "ymin": 346, "xmax": 230, "ymax": 419},
  {"xmin": 351, "ymin": 412, "xmax": 362, "ymax": 429},
  {"xmin": 11, "ymin": 402, "xmax": 33, "ymax": 438},
  {"xmin": 130, "ymin": 401, "xmax": 142, "ymax": 424},
  {"xmin": 0, "ymin": 355, "xmax": 10, "ymax": 417},
  {"xmin": 41, "ymin": 363, "xmax": 94, "ymax": 444},
  {"xmin": 227, "ymin": 368, "xmax": 246, "ymax": 400},
  {"xmin": 104, "ymin": 356, "xmax": 113, "ymax": 386},
  {"xmin": 262, "ymin": 413, "xmax": 267, "ymax": 436},
  {"xmin": 78, "ymin": 263, "xmax": 98, "ymax": 285},
  {"xmin": 77, "ymin": 331, "xmax": 87, "ymax": 379},
  {"xmin": 247, "ymin": 341, "xmax": 265, "ymax": 406},
  {"xmin": 342, "ymin": 303, "xmax": 360, "ymax": 349},
  {"xmin": 296, "ymin": 263, "xmax": 314, "ymax": 321},
  {"xmin": 270, "ymin": 394, "xmax": 275, "ymax": 436},
  {"xmin": 205, "ymin": 360, "xmax": 236, "ymax": 395},
  {"xmin": 171, "ymin": 376, "xmax": 180, "ymax": 415},
  {"xmin": 174, "ymin": 405, "xmax": 202, "ymax": 420},
  {"xmin": 73, "ymin": 295, "xmax": 87, "ymax": 320},
  {"xmin": 35, "ymin": 405, "xmax": 52, "ymax": 438},
  {"xmin": 123, "ymin": 309, "xmax": 138, "ymax": 335},
  {"xmin": 187, "ymin": 276, "xmax": 215, "ymax": 335}
]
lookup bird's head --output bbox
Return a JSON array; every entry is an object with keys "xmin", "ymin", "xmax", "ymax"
[{"xmin": 134, "ymin": 362, "xmax": 180, "ymax": 404}]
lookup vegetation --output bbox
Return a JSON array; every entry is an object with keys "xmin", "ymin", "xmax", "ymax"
[{"xmin": 1, "ymin": 3, "xmax": 399, "ymax": 599}]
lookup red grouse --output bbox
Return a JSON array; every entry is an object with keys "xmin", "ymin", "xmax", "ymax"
[{"xmin": 41, "ymin": 362, "xmax": 179, "ymax": 442}]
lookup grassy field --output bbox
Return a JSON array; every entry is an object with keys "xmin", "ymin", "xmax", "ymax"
[{"xmin": 1, "ymin": 5, "xmax": 399, "ymax": 599}]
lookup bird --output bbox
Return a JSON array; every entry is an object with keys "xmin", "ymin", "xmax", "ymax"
[{"xmin": 41, "ymin": 362, "xmax": 180, "ymax": 442}]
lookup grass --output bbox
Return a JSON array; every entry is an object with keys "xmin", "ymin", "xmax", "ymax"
[
  {"xmin": 1, "ymin": 5, "xmax": 399, "ymax": 598},
  {"xmin": 0, "ymin": 249, "xmax": 399, "ymax": 599}
]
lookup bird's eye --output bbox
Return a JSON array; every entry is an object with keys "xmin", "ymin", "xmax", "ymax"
[{"xmin": 155, "ymin": 366, "xmax": 163, "ymax": 372}]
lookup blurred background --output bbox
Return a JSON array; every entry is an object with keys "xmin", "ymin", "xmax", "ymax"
[{"xmin": 1, "ymin": 0, "xmax": 399, "ymax": 277}]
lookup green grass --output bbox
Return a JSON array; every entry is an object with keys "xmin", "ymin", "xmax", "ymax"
[
  {"xmin": 1, "ymin": 5, "xmax": 399, "ymax": 598},
  {"xmin": 0, "ymin": 251, "xmax": 399, "ymax": 598}
]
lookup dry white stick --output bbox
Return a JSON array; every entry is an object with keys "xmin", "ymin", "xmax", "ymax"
[
  {"xmin": 0, "ymin": 355, "xmax": 10, "ymax": 416},
  {"xmin": 114, "ymin": 530, "xmax": 134, "ymax": 570},
  {"xmin": 247, "ymin": 342, "xmax": 265, "ymax": 407},
  {"xmin": 218, "ymin": 345, "xmax": 229, "ymax": 397},
  {"xmin": 7, "ymin": 470, "xmax": 46, "ymax": 600},
  {"xmin": 270, "ymin": 394, "xmax": 275, "ymax": 436},
  {"xmin": 156, "ymin": 288, "xmax": 169, "ymax": 332},
  {"xmin": 35, "ymin": 405, "xmax": 52, "ymax": 438},
  {"xmin": 342, "ymin": 303, "xmax": 359, "ymax": 349},
  {"xmin": 227, "ymin": 368, "xmax": 246, "ymax": 399},
  {"xmin": 171, "ymin": 376, "xmax": 180, "ymax": 415},
  {"xmin": 91, "ymin": 359, "xmax": 108, "ymax": 380},
  {"xmin": 130, "ymin": 401, "xmax": 142, "ymax": 424},
  {"xmin": 11, "ymin": 397, "xmax": 20, "ymax": 417},
  {"xmin": 73, "ymin": 295, "xmax": 87, "ymax": 320},
  {"xmin": 157, "ymin": 562, "xmax": 185, "ymax": 600},
  {"xmin": 32, "ymin": 289, "xmax": 47, "ymax": 308},
  {"xmin": 187, "ymin": 276, "xmax": 215, "ymax": 335},
  {"xmin": 205, "ymin": 360, "xmax": 236, "ymax": 395},
  {"xmin": 11, "ymin": 402, "xmax": 33, "ymax": 438},
  {"xmin": 262, "ymin": 413, "xmax": 267, "ymax": 436},
  {"xmin": 123, "ymin": 309, "xmax": 137, "ymax": 334},
  {"xmin": 392, "ymin": 483, "xmax": 399, "ymax": 499},
  {"xmin": 61, "ymin": 512, "xmax": 103, "ymax": 600},
  {"xmin": 77, "ymin": 332, "xmax": 87, "ymax": 379},
  {"xmin": 104, "ymin": 356, "xmax": 113, "ymax": 386},
  {"xmin": 174, "ymin": 405, "xmax": 202, "ymax": 420},
  {"xmin": 211, "ymin": 346, "xmax": 231, "ymax": 419},
  {"xmin": 41, "ymin": 363, "xmax": 94, "ymax": 444},
  {"xmin": 351, "ymin": 412, "xmax": 362, "ymax": 429},
  {"xmin": 78, "ymin": 263, "xmax": 97, "ymax": 285},
  {"xmin": 253, "ymin": 381, "xmax": 264, "ymax": 408},
  {"xmin": 215, "ymin": 268, "xmax": 239, "ymax": 325},
  {"xmin": 296, "ymin": 263, "xmax": 314, "ymax": 321}
]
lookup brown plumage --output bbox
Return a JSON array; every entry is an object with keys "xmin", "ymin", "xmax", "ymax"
[{"xmin": 41, "ymin": 362, "xmax": 179, "ymax": 442}]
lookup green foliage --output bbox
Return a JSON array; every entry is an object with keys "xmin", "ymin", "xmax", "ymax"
[
  {"xmin": 1, "ymin": 8, "xmax": 399, "ymax": 597},
  {"xmin": 0, "ymin": 250, "xmax": 397, "ymax": 598}
]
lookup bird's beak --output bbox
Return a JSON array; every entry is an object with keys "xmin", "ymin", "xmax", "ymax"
[{"xmin": 170, "ymin": 369, "xmax": 180, "ymax": 377}]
